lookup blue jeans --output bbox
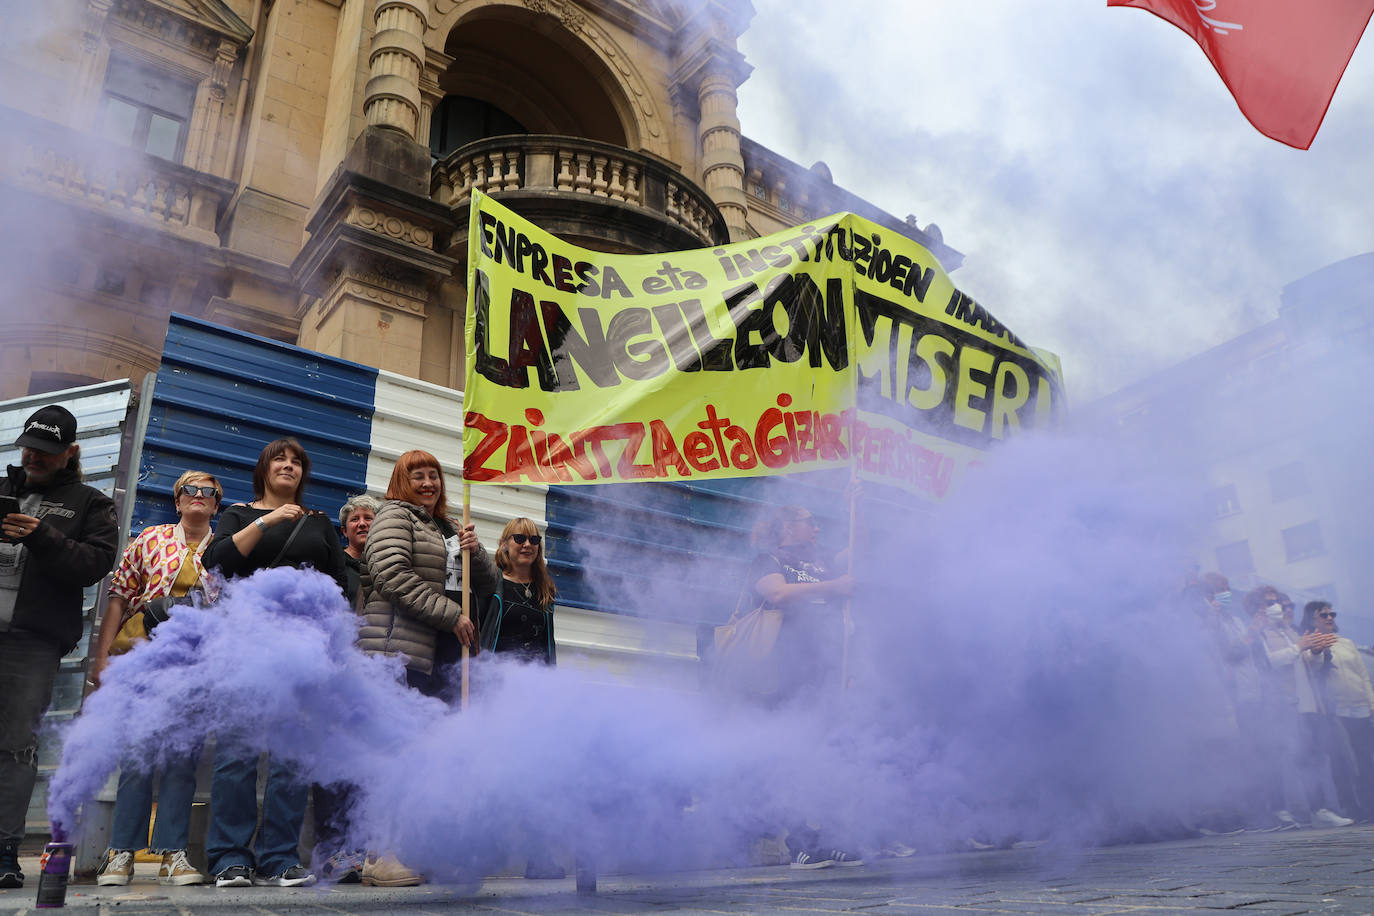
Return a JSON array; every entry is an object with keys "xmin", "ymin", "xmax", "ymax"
[
  {"xmin": 0, "ymin": 631, "xmax": 63, "ymax": 843},
  {"xmin": 206, "ymin": 752, "xmax": 307, "ymax": 876},
  {"xmin": 109, "ymin": 756, "xmax": 199, "ymax": 852}
]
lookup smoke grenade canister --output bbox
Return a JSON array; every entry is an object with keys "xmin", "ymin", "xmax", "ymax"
[{"xmin": 35, "ymin": 841, "xmax": 73, "ymax": 908}]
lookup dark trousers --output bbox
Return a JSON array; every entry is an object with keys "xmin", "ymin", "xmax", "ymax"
[
  {"xmin": 0, "ymin": 632, "xmax": 63, "ymax": 843},
  {"xmin": 1299, "ymin": 712, "xmax": 1358, "ymax": 816},
  {"xmin": 1338, "ymin": 716, "xmax": 1374, "ymax": 819},
  {"xmin": 312, "ymin": 783, "xmax": 355, "ymax": 855},
  {"xmin": 109, "ymin": 755, "xmax": 199, "ymax": 852},
  {"xmin": 206, "ymin": 752, "xmax": 308, "ymax": 876}
]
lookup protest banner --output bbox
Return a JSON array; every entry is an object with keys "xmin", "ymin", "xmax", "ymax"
[{"xmin": 463, "ymin": 190, "xmax": 1063, "ymax": 500}]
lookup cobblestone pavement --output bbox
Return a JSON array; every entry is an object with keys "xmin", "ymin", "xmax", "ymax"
[{"xmin": 5, "ymin": 826, "xmax": 1374, "ymax": 914}]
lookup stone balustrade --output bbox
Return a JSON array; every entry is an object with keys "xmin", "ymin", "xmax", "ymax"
[
  {"xmin": 0, "ymin": 106, "xmax": 234, "ymax": 244},
  {"xmin": 432, "ymin": 134, "xmax": 726, "ymax": 247}
]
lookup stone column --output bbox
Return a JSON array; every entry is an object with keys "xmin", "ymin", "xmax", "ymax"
[
  {"xmin": 69, "ymin": 0, "xmax": 112, "ymax": 126},
  {"xmin": 364, "ymin": 0, "xmax": 428, "ymax": 138},
  {"xmin": 185, "ymin": 40, "xmax": 239, "ymax": 173},
  {"xmin": 697, "ymin": 63, "xmax": 749, "ymax": 241}
]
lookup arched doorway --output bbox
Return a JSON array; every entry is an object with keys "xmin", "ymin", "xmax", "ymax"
[{"xmin": 436, "ymin": 8, "xmax": 634, "ymax": 155}]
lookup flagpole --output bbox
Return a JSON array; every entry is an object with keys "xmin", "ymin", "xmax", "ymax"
[
  {"xmin": 461, "ymin": 482, "xmax": 471, "ymax": 711},
  {"xmin": 840, "ymin": 470, "xmax": 857, "ymax": 692}
]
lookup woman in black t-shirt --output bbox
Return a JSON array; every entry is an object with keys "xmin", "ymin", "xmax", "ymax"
[
  {"xmin": 477, "ymin": 517, "xmax": 564, "ymax": 879},
  {"xmin": 479, "ymin": 517, "xmax": 556, "ymax": 665},
  {"xmin": 748, "ymin": 504, "xmax": 853, "ymax": 702},
  {"xmin": 748, "ymin": 504, "xmax": 863, "ymax": 870},
  {"xmin": 202, "ymin": 437, "xmax": 347, "ymax": 889}
]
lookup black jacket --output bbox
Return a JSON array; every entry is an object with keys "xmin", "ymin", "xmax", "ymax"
[{"xmin": 1, "ymin": 464, "xmax": 119, "ymax": 652}]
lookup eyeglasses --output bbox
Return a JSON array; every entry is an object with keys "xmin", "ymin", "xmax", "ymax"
[
  {"xmin": 509, "ymin": 533, "xmax": 541, "ymax": 546},
  {"xmin": 1318, "ymin": 611, "xmax": 1337, "ymax": 619},
  {"xmin": 179, "ymin": 484, "xmax": 220, "ymax": 499}
]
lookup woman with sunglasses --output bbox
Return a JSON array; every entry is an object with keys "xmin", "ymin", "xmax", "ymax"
[
  {"xmin": 474, "ymin": 518, "xmax": 563, "ymax": 879},
  {"xmin": 355, "ymin": 450, "xmax": 498, "ymax": 886},
  {"xmin": 1302, "ymin": 600, "xmax": 1374, "ymax": 821},
  {"xmin": 203, "ymin": 437, "xmax": 349, "ymax": 889},
  {"xmin": 90, "ymin": 470, "xmax": 222, "ymax": 888},
  {"xmin": 479, "ymin": 519, "xmax": 557, "ymax": 665},
  {"xmin": 1253, "ymin": 586, "xmax": 1355, "ymax": 828}
]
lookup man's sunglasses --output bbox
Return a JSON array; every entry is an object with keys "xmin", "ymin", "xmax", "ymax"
[
  {"xmin": 509, "ymin": 533, "xmax": 541, "ymax": 546},
  {"xmin": 179, "ymin": 484, "xmax": 220, "ymax": 499},
  {"xmin": 1318, "ymin": 611, "xmax": 1337, "ymax": 620}
]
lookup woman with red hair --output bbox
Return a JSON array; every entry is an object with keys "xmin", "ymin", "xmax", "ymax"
[
  {"xmin": 358, "ymin": 449, "xmax": 497, "ymax": 693},
  {"xmin": 354, "ymin": 450, "xmax": 498, "ymax": 885}
]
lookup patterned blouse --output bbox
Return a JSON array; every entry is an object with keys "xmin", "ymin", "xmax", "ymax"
[{"xmin": 107, "ymin": 523, "xmax": 213, "ymax": 618}]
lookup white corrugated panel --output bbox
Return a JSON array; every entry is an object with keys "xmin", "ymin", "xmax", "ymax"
[{"xmin": 369, "ymin": 371, "xmax": 546, "ymax": 546}]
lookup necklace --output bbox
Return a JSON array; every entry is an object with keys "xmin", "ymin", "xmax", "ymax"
[{"xmin": 506, "ymin": 576, "xmax": 532, "ymax": 599}]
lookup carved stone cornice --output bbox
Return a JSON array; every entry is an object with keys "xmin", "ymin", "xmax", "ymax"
[
  {"xmin": 669, "ymin": 36, "xmax": 751, "ymax": 117},
  {"xmin": 293, "ymin": 169, "xmax": 458, "ymax": 306},
  {"xmin": 112, "ymin": 0, "xmax": 254, "ymax": 58}
]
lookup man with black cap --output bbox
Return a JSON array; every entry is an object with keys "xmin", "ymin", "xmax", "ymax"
[{"xmin": 0, "ymin": 405, "xmax": 118, "ymax": 888}]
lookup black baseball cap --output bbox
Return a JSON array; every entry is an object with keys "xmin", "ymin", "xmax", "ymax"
[{"xmin": 14, "ymin": 405, "xmax": 77, "ymax": 454}]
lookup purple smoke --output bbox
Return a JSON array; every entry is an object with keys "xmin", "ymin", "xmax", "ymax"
[{"xmin": 49, "ymin": 427, "xmax": 1253, "ymax": 874}]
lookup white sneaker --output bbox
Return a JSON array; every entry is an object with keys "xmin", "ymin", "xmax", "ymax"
[
  {"xmin": 1313, "ymin": 808, "xmax": 1355, "ymax": 828},
  {"xmin": 1275, "ymin": 809, "xmax": 1301, "ymax": 828},
  {"xmin": 96, "ymin": 849, "xmax": 134, "ymax": 886}
]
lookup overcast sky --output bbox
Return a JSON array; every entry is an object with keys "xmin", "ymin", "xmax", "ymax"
[{"xmin": 735, "ymin": 2, "xmax": 1374, "ymax": 401}]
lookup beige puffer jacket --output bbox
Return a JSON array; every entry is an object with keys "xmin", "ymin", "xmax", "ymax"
[{"xmin": 358, "ymin": 499, "xmax": 498, "ymax": 675}]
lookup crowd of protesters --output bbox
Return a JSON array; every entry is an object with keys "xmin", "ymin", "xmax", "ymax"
[
  {"xmin": 0, "ymin": 408, "xmax": 561, "ymax": 890},
  {"xmin": 1187, "ymin": 572, "xmax": 1372, "ymax": 835},
  {"xmin": 3, "ymin": 403, "xmax": 1371, "ymax": 890}
]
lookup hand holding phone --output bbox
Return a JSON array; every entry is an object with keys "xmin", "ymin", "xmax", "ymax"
[{"xmin": 0, "ymin": 495, "xmax": 22, "ymax": 542}]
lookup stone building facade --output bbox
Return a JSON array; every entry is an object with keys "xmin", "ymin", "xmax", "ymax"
[
  {"xmin": 1085, "ymin": 253, "xmax": 1374, "ymax": 638},
  {"xmin": 0, "ymin": 0, "xmax": 958, "ymax": 400}
]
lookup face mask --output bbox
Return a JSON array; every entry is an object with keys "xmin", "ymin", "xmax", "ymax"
[
  {"xmin": 1265, "ymin": 602, "xmax": 1284, "ymax": 621},
  {"xmin": 1214, "ymin": 590, "xmax": 1232, "ymax": 608}
]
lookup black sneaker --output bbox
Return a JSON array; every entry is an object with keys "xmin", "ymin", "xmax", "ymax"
[
  {"xmin": 215, "ymin": 865, "xmax": 253, "ymax": 887},
  {"xmin": 789, "ymin": 849, "xmax": 834, "ymax": 869},
  {"xmin": 828, "ymin": 848, "xmax": 865, "ymax": 867},
  {"xmin": 252, "ymin": 865, "xmax": 316, "ymax": 887},
  {"xmin": 0, "ymin": 842, "xmax": 22, "ymax": 889},
  {"xmin": 320, "ymin": 850, "xmax": 364, "ymax": 884}
]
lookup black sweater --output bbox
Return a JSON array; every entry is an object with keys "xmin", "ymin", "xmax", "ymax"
[{"xmin": 203, "ymin": 504, "xmax": 348, "ymax": 595}]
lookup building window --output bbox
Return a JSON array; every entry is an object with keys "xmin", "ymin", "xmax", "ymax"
[
  {"xmin": 778, "ymin": 197, "xmax": 793, "ymax": 213},
  {"xmin": 99, "ymin": 57, "xmax": 197, "ymax": 162},
  {"xmin": 1282, "ymin": 521, "xmax": 1325, "ymax": 563},
  {"xmin": 1269, "ymin": 461, "xmax": 1311, "ymax": 502},
  {"xmin": 1216, "ymin": 540, "xmax": 1254, "ymax": 578},
  {"xmin": 752, "ymin": 182, "xmax": 767, "ymax": 200},
  {"xmin": 1209, "ymin": 484, "xmax": 1240, "ymax": 518}
]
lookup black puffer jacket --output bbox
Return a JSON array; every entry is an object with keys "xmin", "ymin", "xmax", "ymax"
[{"xmin": 1, "ymin": 464, "xmax": 119, "ymax": 652}]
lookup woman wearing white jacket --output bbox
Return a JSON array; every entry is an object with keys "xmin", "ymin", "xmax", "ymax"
[
  {"xmin": 1303, "ymin": 600, "xmax": 1374, "ymax": 821},
  {"xmin": 1254, "ymin": 586, "xmax": 1354, "ymax": 827}
]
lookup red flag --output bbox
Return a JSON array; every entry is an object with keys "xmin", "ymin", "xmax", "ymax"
[{"xmin": 1108, "ymin": 0, "xmax": 1373, "ymax": 148}]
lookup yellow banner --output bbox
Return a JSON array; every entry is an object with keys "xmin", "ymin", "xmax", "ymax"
[{"xmin": 463, "ymin": 191, "xmax": 1063, "ymax": 499}]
